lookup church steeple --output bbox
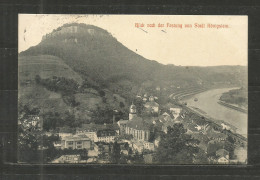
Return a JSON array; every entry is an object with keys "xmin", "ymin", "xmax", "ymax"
[{"xmin": 129, "ymin": 102, "xmax": 137, "ymax": 121}]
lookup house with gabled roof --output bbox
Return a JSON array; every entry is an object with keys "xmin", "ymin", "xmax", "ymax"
[
  {"xmin": 144, "ymin": 96, "xmax": 159, "ymax": 113},
  {"xmin": 216, "ymin": 149, "xmax": 229, "ymax": 164}
]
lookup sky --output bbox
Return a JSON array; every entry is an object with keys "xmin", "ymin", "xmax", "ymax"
[{"xmin": 18, "ymin": 14, "xmax": 248, "ymax": 66}]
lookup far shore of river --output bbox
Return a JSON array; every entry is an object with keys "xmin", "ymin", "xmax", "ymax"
[{"xmin": 179, "ymin": 87, "xmax": 247, "ymax": 138}]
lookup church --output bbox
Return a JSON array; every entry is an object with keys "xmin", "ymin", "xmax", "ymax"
[{"xmin": 118, "ymin": 103, "xmax": 153, "ymax": 141}]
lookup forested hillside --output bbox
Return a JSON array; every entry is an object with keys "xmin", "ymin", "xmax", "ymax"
[{"xmin": 19, "ymin": 23, "xmax": 247, "ymax": 128}]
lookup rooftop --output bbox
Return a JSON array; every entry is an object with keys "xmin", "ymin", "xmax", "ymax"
[
  {"xmin": 187, "ymin": 123, "xmax": 199, "ymax": 132},
  {"xmin": 126, "ymin": 117, "xmax": 152, "ymax": 131},
  {"xmin": 207, "ymin": 132, "xmax": 228, "ymax": 139},
  {"xmin": 77, "ymin": 123, "xmax": 119, "ymax": 132},
  {"xmin": 216, "ymin": 149, "xmax": 229, "ymax": 157},
  {"xmin": 118, "ymin": 119, "xmax": 128, "ymax": 125},
  {"xmin": 165, "ymin": 103, "xmax": 182, "ymax": 109},
  {"xmin": 96, "ymin": 129, "xmax": 117, "ymax": 137},
  {"xmin": 59, "ymin": 126, "xmax": 74, "ymax": 133},
  {"xmin": 62, "ymin": 134, "xmax": 90, "ymax": 141},
  {"xmin": 145, "ymin": 101, "xmax": 159, "ymax": 107},
  {"xmin": 163, "ymin": 121, "xmax": 175, "ymax": 127},
  {"xmin": 162, "ymin": 112, "xmax": 170, "ymax": 116}
]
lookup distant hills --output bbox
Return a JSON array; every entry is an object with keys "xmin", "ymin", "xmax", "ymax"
[{"xmin": 19, "ymin": 23, "xmax": 247, "ymax": 123}]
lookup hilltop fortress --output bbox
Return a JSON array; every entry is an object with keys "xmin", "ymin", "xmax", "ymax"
[{"xmin": 42, "ymin": 24, "xmax": 111, "ymax": 41}]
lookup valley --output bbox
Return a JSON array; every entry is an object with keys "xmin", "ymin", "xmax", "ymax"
[{"xmin": 18, "ymin": 23, "xmax": 247, "ymax": 164}]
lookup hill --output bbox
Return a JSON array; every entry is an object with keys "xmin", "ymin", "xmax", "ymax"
[
  {"xmin": 20, "ymin": 23, "xmax": 246, "ymax": 89},
  {"xmin": 18, "ymin": 54, "xmax": 129, "ymax": 126},
  {"xmin": 18, "ymin": 23, "xmax": 247, "ymax": 127}
]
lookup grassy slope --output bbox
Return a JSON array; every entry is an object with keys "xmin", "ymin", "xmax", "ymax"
[
  {"xmin": 19, "ymin": 55, "xmax": 84, "ymax": 84},
  {"xmin": 18, "ymin": 54, "xmax": 127, "ymax": 122}
]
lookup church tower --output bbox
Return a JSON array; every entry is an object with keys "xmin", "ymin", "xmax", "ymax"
[{"xmin": 129, "ymin": 103, "xmax": 137, "ymax": 121}]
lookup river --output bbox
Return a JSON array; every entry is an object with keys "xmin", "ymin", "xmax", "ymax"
[{"xmin": 181, "ymin": 88, "xmax": 247, "ymax": 138}]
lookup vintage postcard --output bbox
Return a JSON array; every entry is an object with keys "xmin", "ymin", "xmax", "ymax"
[{"xmin": 18, "ymin": 15, "xmax": 247, "ymax": 164}]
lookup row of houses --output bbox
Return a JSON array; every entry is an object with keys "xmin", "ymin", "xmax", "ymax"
[
  {"xmin": 75, "ymin": 123, "xmax": 119, "ymax": 143},
  {"xmin": 55, "ymin": 101, "xmax": 182, "ymax": 155},
  {"xmin": 116, "ymin": 102, "xmax": 184, "ymax": 154}
]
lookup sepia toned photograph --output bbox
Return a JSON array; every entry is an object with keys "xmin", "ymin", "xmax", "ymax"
[{"xmin": 18, "ymin": 14, "xmax": 248, "ymax": 164}]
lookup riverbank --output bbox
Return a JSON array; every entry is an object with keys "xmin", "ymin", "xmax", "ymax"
[
  {"xmin": 218, "ymin": 101, "xmax": 247, "ymax": 114},
  {"xmin": 178, "ymin": 87, "xmax": 247, "ymax": 138},
  {"xmin": 186, "ymin": 105, "xmax": 246, "ymax": 140}
]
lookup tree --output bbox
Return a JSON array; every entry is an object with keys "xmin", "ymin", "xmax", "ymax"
[
  {"xmin": 223, "ymin": 141, "xmax": 235, "ymax": 159},
  {"xmin": 119, "ymin": 102, "xmax": 125, "ymax": 108},
  {"xmin": 227, "ymin": 135, "xmax": 235, "ymax": 144},
  {"xmin": 42, "ymin": 112, "xmax": 60, "ymax": 131},
  {"xmin": 64, "ymin": 111, "xmax": 78, "ymax": 127},
  {"xmin": 35, "ymin": 75, "xmax": 41, "ymax": 84},
  {"xmin": 154, "ymin": 123, "xmax": 200, "ymax": 164},
  {"xmin": 193, "ymin": 148, "xmax": 209, "ymax": 164},
  {"xmin": 134, "ymin": 98, "xmax": 144, "ymax": 115},
  {"xmin": 130, "ymin": 151, "xmax": 144, "ymax": 164},
  {"xmin": 18, "ymin": 131, "xmax": 39, "ymax": 163},
  {"xmin": 98, "ymin": 90, "xmax": 106, "ymax": 97},
  {"xmin": 110, "ymin": 141, "xmax": 121, "ymax": 164},
  {"xmin": 91, "ymin": 105, "xmax": 114, "ymax": 124},
  {"xmin": 207, "ymin": 142, "xmax": 223, "ymax": 156}
]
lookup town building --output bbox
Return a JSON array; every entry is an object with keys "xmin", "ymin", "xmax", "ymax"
[
  {"xmin": 29, "ymin": 115, "xmax": 40, "ymax": 127},
  {"xmin": 216, "ymin": 149, "xmax": 229, "ymax": 164},
  {"xmin": 162, "ymin": 112, "xmax": 170, "ymax": 117},
  {"xmin": 86, "ymin": 157, "xmax": 97, "ymax": 163},
  {"xmin": 117, "ymin": 120, "xmax": 128, "ymax": 134},
  {"xmin": 117, "ymin": 104, "xmax": 156, "ymax": 151},
  {"xmin": 144, "ymin": 153, "xmax": 153, "ymax": 164},
  {"xmin": 58, "ymin": 127, "xmax": 74, "ymax": 139},
  {"xmin": 20, "ymin": 115, "xmax": 42, "ymax": 130},
  {"xmin": 221, "ymin": 123, "xmax": 231, "ymax": 130},
  {"xmin": 186, "ymin": 123, "xmax": 200, "ymax": 134},
  {"xmin": 96, "ymin": 129, "xmax": 117, "ymax": 143},
  {"xmin": 76, "ymin": 123, "xmax": 119, "ymax": 142},
  {"xmin": 125, "ymin": 117, "xmax": 152, "ymax": 141},
  {"xmin": 159, "ymin": 112, "xmax": 173, "ymax": 123},
  {"xmin": 88, "ymin": 149, "xmax": 99, "ymax": 158},
  {"xmin": 131, "ymin": 140, "xmax": 144, "ymax": 153},
  {"xmin": 207, "ymin": 132, "xmax": 228, "ymax": 141},
  {"xmin": 144, "ymin": 96, "xmax": 159, "ymax": 113},
  {"xmin": 76, "ymin": 124, "xmax": 97, "ymax": 141},
  {"xmin": 53, "ymin": 142, "xmax": 62, "ymax": 149},
  {"xmin": 61, "ymin": 134, "xmax": 92, "ymax": 150},
  {"xmin": 136, "ymin": 95, "xmax": 142, "ymax": 98},
  {"xmin": 144, "ymin": 142, "xmax": 155, "ymax": 151},
  {"xmin": 161, "ymin": 121, "xmax": 176, "ymax": 134},
  {"xmin": 165, "ymin": 103, "xmax": 182, "ymax": 119},
  {"xmin": 51, "ymin": 154, "xmax": 81, "ymax": 163}
]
